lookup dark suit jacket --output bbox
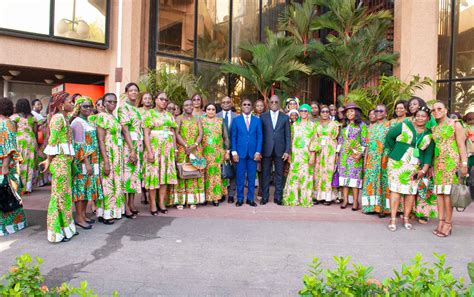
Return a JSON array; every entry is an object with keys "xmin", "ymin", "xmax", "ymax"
[
  {"xmin": 260, "ymin": 111, "xmax": 291, "ymax": 157},
  {"xmin": 231, "ymin": 114, "xmax": 262, "ymax": 159}
]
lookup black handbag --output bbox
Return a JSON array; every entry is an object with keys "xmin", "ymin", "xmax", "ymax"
[
  {"xmin": 0, "ymin": 175, "xmax": 22, "ymax": 213},
  {"xmin": 221, "ymin": 161, "xmax": 235, "ymax": 179}
]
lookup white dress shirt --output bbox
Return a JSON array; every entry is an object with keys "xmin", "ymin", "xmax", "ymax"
[{"xmin": 270, "ymin": 110, "xmax": 279, "ymax": 129}]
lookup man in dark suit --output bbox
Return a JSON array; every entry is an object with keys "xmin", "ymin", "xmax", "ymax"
[
  {"xmin": 231, "ymin": 99, "xmax": 263, "ymax": 207},
  {"xmin": 260, "ymin": 95, "xmax": 291, "ymax": 205},
  {"xmin": 217, "ymin": 96, "xmax": 238, "ymax": 203}
]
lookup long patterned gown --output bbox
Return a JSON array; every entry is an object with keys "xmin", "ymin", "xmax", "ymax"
[
  {"xmin": 94, "ymin": 112, "xmax": 125, "ymax": 219},
  {"xmin": 143, "ymin": 109, "xmax": 178, "ymax": 189},
  {"xmin": 432, "ymin": 119, "xmax": 461, "ymax": 194},
  {"xmin": 170, "ymin": 116, "xmax": 205, "ymax": 205},
  {"xmin": 139, "ymin": 107, "xmax": 153, "ymax": 187},
  {"xmin": 0, "ymin": 118, "xmax": 27, "ymax": 236},
  {"xmin": 71, "ymin": 117, "xmax": 104, "ymax": 202},
  {"xmin": 44, "ymin": 113, "xmax": 76, "ymax": 242},
  {"xmin": 361, "ymin": 121, "xmax": 391, "ymax": 213},
  {"xmin": 202, "ymin": 117, "xmax": 229, "ymax": 202},
  {"xmin": 117, "ymin": 101, "xmax": 143, "ymax": 194},
  {"xmin": 10, "ymin": 114, "xmax": 37, "ymax": 193},
  {"xmin": 311, "ymin": 120, "xmax": 339, "ymax": 202},
  {"xmin": 283, "ymin": 120, "xmax": 315, "ymax": 207},
  {"xmin": 337, "ymin": 122, "xmax": 368, "ymax": 188}
]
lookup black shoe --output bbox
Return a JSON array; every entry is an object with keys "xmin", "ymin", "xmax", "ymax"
[
  {"xmin": 103, "ymin": 218, "xmax": 115, "ymax": 225},
  {"xmin": 75, "ymin": 222, "xmax": 92, "ymax": 230},
  {"xmin": 159, "ymin": 208, "xmax": 168, "ymax": 214},
  {"xmin": 275, "ymin": 200, "xmax": 283, "ymax": 206},
  {"xmin": 131, "ymin": 210, "xmax": 140, "ymax": 215},
  {"xmin": 378, "ymin": 213, "xmax": 387, "ymax": 218},
  {"xmin": 313, "ymin": 200, "xmax": 320, "ymax": 205},
  {"xmin": 352, "ymin": 207, "xmax": 360, "ymax": 211},
  {"xmin": 61, "ymin": 237, "xmax": 71, "ymax": 243},
  {"xmin": 247, "ymin": 201, "xmax": 257, "ymax": 207},
  {"xmin": 212, "ymin": 201, "xmax": 219, "ymax": 207},
  {"xmin": 150, "ymin": 210, "xmax": 159, "ymax": 216},
  {"xmin": 260, "ymin": 200, "xmax": 268, "ymax": 205},
  {"xmin": 220, "ymin": 196, "xmax": 226, "ymax": 203},
  {"xmin": 236, "ymin": 201, "xmax": 243, "ymax": 207},
  {"xmin": 85, "ymin": 218, "xmax": 96, "ymax": 224},
  {"xmin": 228, "ymin": 197, "xmax": 235, "ymax": 204},
  {"xmin": 124, "ymin": 213, "xmax": 137, "ymax": 219},
  {"xmin": 98, "ymin": 217, "xmax": 104, "ymax": 223},
  {"xmin": 323, "ymin": 201, "xmax": 332, "ymax": 206}
]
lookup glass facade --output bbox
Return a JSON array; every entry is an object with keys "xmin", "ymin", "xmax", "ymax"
[
  {"xmin": 152, "ymin": 0, "xmax": 287, "ymax": 101},
  {"xmin": 0, "ymin": 0, "xmax": 109, "ymax": 46},
  {"xmin": 437, "ymin": 0, "xmax": 474, "ymax": 113}
]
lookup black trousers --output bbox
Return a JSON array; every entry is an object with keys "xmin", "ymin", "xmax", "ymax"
[{"xmin": 262, "ymin": 154, "xmax": 285, "ymax": 203}]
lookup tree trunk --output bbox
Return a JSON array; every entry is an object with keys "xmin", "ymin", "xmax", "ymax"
[
  {"xmin": 344, "ymin": 80, "xmax": 349, "ymax": 105},
  {"xmin": 333, "ymin": 81, "xmax": 337, "ymax": 105}
]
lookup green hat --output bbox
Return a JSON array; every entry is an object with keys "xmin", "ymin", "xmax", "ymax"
[{"xmin": 299, "ymin": 104, "xmax": 311, "ymax": 112}]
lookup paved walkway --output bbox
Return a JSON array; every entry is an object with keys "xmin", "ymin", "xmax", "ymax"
[{"xmin": 1, "ymin": 187, "xmax": 473, "ymax": 296}]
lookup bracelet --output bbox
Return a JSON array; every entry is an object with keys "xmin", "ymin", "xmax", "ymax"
[{"xmin": 462, "ymin": 161, "xmax": 468, "ymax": 166}]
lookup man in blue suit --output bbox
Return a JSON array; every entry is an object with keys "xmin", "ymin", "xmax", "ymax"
[{"xmin": 231, "ymin": 98, "xmax": 263, "ymax": 207}]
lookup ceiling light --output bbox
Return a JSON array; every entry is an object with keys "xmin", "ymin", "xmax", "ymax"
[
  {"xmin": 44, "ymin": 79, "xmax": 54, "ymax": 84},
  {"xmin": 9, "ymin": 70, "xmax": 21, "ymax": 76},
  {"xmin": 2, "ymin": 75, "xmax": 13, "ymax": 81},
  {"xmin": 54, "ymin": 74, "xmax": 65, "ymax": 80}
]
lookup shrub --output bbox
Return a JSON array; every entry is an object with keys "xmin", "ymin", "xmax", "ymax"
[
  {"xmin": 0, "ymin": 254, "xmax": 117, "ymax": 297},
  {"xmin": 300, "ymin": 253, "xmax": 474, "ymax": 297}
]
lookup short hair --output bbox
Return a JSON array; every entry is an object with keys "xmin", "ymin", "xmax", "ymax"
[
  {"xmin": 71, "ymin": 93, "xmax": 82, "ymax": 104},
  {"xmin": 463, "ymin": 111, "xmax": 474, "ymax": 122},
  {"xmin": 0, "ymin": 97, "xmax": 14, "ymax": 116},
  {"xmin": 241, "ymin": 98, "xmax": 252, "ymax": 105},
  {"xmin": 103, "ymin": 93, "xmax": 117, "ymax": 101},
  {"xmin": 31, "ymin": 99, "xmax": 41, "ymax": 106},
  {"xmin": 204, "ymin": 102, "xmax": 217, "ymax": 111},
  {"xmin": 15, "ymin": 98, "xmax": 32, "ymax": 115},
  {"xmin": 310, "ymin": 101, "xmax": 319, "ymax": 107},
  {"xmin": 125, "ymin": 82, "xmax": 139, "ymax": 92},
  {"xmin": 408, "ymin": 96, "xmax": 427, "ymax": 115}
]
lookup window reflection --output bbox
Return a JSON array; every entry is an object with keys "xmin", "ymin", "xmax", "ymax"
[
  {"xmin": 453, "ymin": 0, "xmax": 474, "ymax": 79},
  {"xmin": 156, "ymin": 56, "xmax": 193, "ymax": 73},
  {"xmin": 197, "ymin": 62, "xmax": 227, "ymax": 101},
  {"xmin": 453, "ymin": 81, "xmax": 474, "ymax": 113},
  {"xmin": 0, "ymin": 0, "xmax": 50, "ymax": 34},
  {"xmin": 232, "ymin": 0, "xmax": 259, "ymax": 61},
  {"xmin": 261, "ymin": 0, "xmax": 285, "ymax": 41},
  {"xmin": 438, "ymin": 0, "xmax": 452, "ymax": 80},
  {"xmin": 197, "ymin": 0, "xmax": 230, "ymax": 61},
  {"xmin": 157, "ymin": 0, "xmax": 195, "ymax": 57},
  {"xmin": 54, "ymin": 0, "xmax": 107, "ymax": 43}
]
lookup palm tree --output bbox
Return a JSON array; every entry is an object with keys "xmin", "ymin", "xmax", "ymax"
[
  {"xmin": 310, "ymin": 0, "xmax": 399, "ymax": 103},
  {"xmin": 278, "ymin": 0, "xmax": 318, "ymax": 49},
  {"xmin": 221, "ymin": 29, "xmax": 311, "ymax": 106}
]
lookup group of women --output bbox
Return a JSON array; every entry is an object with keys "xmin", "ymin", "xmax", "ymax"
[
  {"xmin": 280, "ymin": 96, "xmax": 469, "ymax": 238},
  {"xmin": 0, "ymin": 83, "xmax": 471, "ymax": 242}
]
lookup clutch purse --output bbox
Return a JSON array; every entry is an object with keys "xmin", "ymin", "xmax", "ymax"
[
  {"xmin": 0, "ymin": 175, "xmax": 23, "ymax": 213},
  {"xmin": 177, "ymin": 163, "xmax": 202, "ymax": 179},
  {"xmin": 331, "ymin": 169, "xmax": 340, "ymax": 188}
]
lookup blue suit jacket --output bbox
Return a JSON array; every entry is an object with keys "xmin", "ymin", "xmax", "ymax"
[{"xmin": 231, "ymin": 114, "xmax": 263, "ymax": 159}]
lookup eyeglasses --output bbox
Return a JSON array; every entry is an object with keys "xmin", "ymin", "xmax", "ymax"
[
  {"xmin": 320, "ymin": 110, "xmax": 330, "ymax": 113},
  {"xmin": 159, "ymin": 98, "xmax": 169, "ymax": 102},
  {"xmin": 374, "ymin": 109, "xmax": 385, "ymax": 113},
  {"xmin": 81, "ymin": 104, "xmax": 93, "ymax": 109},
  {"xmin": 299, "ymin": 110, "xmax": 309, "ymax": 113},
  {"xmin": 242, "ymin": 103, "xmax": 251, "ymax": 106}
]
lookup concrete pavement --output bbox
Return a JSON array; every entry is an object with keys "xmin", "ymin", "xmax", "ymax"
[{"xmin": 1, "ymin": 186, "xmax": 473, "ymax": 296}]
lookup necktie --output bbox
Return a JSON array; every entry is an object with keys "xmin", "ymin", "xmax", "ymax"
[
  {"xmin": 224, "ymin": 111, "xmax": 229, "ymax": 130},
  {"xmin": 245, "ymin": 116, "xmax": 250, "ymax": 131}
]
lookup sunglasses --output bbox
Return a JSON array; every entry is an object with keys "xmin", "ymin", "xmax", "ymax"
[
  {"xmin": 159, "ymin": 98, "xmax": 169, "ymax": 101},
  {"xmin": 242, "ymin": 103, "xmax": 251, "ymax": 106},
  {"xmin": 81, "ymin": 104, "xmax": 93, "ymax": 109},
  {"xmin": 374, "ymin": 109, "xmax": 385, "ymax": 113},
  {"xmin": 433, "ymin": 108, "xmax": 444, "ymax": 111},
  {"xmin": 320, "ymin": 110, "xmax": 330, "ymax": 113},
  {"xmin": 105, "ymin": 100, "xmax": 117, "ymax": 104},
  {"xmin": 270, "ymin": 101, "xmax": 279, "ymax": 104},
  {"xmin": 299, "ymin": 110, "xmax": 309, "ymax": 113}
]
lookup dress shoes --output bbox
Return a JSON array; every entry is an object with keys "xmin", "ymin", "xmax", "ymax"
[
  {"xmin": 236, "ymin": 201, "xmax": 243, "ymax": 207},
  {"xmin": 260, "ymin": 199, "xmax": 268, "ymax": 205},
  {"xmin": 275, "ymin": 200, "xmax": 283, "ymax": 206},
  {"xmin": 247, "ymin": 201, "xmax": 257, "ymax": 207},
  {"xmin": 228, "ymin": 196, "xmax": 235, "ymax": 204}
]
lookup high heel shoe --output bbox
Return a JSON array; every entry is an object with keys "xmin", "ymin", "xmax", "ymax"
[
  {"xmin": 131, "ymin": 210, "xmax": 140, "ymax": 215},
  {"xmin": 436, "ymin": 222, "xmax": 452, "ymax": 237},
  {"xmin": 433, "ymin": 219, "xmax": 444, "ymax": 235},
  {"xmin": 340, "ymin": 202, "xmax": 348, "ymax": 209},
  {"xmin": 388, "ymin": 218, "xmax": 397, "ymax": 232},
  {"xmin": 150, "ymin": 210, "xmax": 159, "ymax": 216},
  {"xmin": 124, "ymin": 213, "xmax": 137, "ymax": 219},
  {"xmin": 159, "ymin": 208, "xmax": 168, "ymax": 214}
]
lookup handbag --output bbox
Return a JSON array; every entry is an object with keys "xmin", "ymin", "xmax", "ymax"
[
  {"xmin": 221, "ymin": 161, "xmax": 234, "ymax": 179},
  {"xmin": 331, "ymin": 169, "xmax": 340, "ymax": 188},
  {"xmin": 451, "ymin": 176, "xmax": 472, "ymax": 212},
  {"xmin": 177, "ymin": 163, "xmax": 202, "ymax": 179},
  {"xmin": 0, "ymin": 175, "xmax": 22, "ymax": 213}
]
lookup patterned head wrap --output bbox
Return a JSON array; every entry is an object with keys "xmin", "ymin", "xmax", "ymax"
[
  {"xmin": 288, "ymin": 109, "xmax": 300, "ymax": 117},
  {"xmin": 72, "ymin": 96, "xmax": 94, "ymax": 117},
  {"xmin": 286, "ymin": 97, "xmax": 300, "ymax": 109}
]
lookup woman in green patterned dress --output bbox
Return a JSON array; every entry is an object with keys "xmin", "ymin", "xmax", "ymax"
[
  {"xmin": 0, "ymin": 97, "xmax": 27, "ymax": 236},
  {"xmin": 95, "ymin": 93, "xmax": 125, "ymax": 225},
  {"xmin": 117, "ymin": 82, "xmax": 143, "ymax": 218},
  {"xmin": 71, "ymin": 96, "xmax": 103, "ymax": 229},
  {"xmin": 384, "ymin": 106, "xmax": 434, "ymax": 232},
  {"xmin": 310, "ymin": 105, "xmax": 339, "ymax": 205},
  {"xmin": 171, "ymin": 99, "xmax": 205, "ymax": 209},
  {"xmin": 431, "ymin": 101, "xmax": 468, "ymax": 237},
  {"xmin": 143, "ymin": 92, "xmax": 178, "ymax": 215},
  {"xmin": 283, "ymin": 104, "xmax": 315, "ymax": 207},
  {"xmin": 137, "ymin": 92, "xmax": 154, "ymax": 205},
  {"xmin": 361, "ymin": 104, "xmax": 391, "ymax": 214},
  {"xmin": 39, "ymin": 92, "xmax": 77, "ymax": 243},
  {"xmin": 10, "ymin": 98, "xmax": 38, "ymax": 194},
  {"xmin": 191, "ymin": 94, "xmax": 205, "ymax": 119},
  {"xmin": 201, "ymin": 103, "xmax": 230, "ymax": 206}
]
